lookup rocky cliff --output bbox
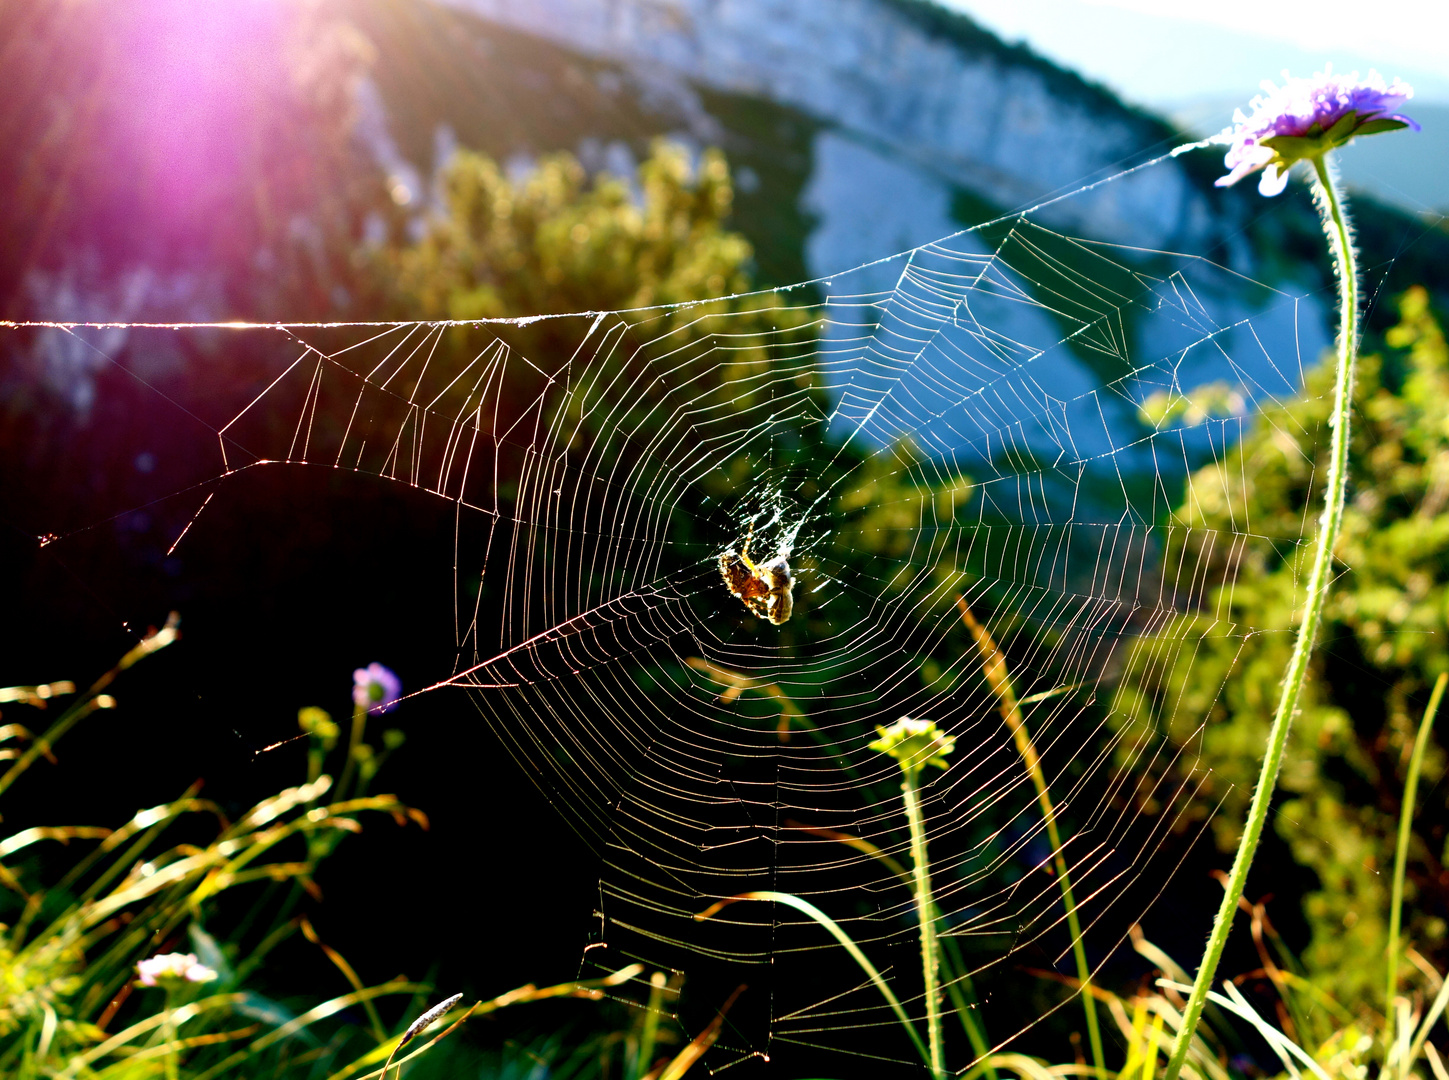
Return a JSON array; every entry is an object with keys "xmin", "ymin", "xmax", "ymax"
[{"xmin": 435, "ymin": 0, "xmax": 1223, "ymax": 269}]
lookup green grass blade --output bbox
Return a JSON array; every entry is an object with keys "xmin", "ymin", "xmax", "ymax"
[
  {"xmin": 0, "ymin": 617, "xmax": 178, "ymax": 800},
  {"xmin": 792, "ymin": 820, "xmax": 995, "ymax": 1075},
  {"xmin": 1387, "ymin": 673, "xmax": 1447, "ymax": 1028},
  {"xmin": 1206, "ymin": 982, "xmax": 1331, "ymax": 1080},
  {"xmin": 695, "ymin": 890, "xmax": 930, "ymax": 1065}
]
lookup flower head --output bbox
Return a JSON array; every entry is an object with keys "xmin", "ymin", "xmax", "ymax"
[
  {"xmin": 353, "ymin": 662, "xmax": 402, "ymax": 715},
  {"xmin": 136, "ymin": 952, "xmax": 218, "ymax": 987},
  {"xmin": 1213, "ymin": 67, "xmax": 1417, "ymax": 196},
  {"xmin": 870, "ymin": 716, "xmax": 955, "ymax": 775}
]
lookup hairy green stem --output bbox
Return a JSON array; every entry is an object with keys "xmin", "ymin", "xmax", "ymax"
[
  {"xmin": 1386, "ymin": 673, "xmax": 1447, "ymax": 1037},
  {"xmin": 161, "ymin": 989, "xmax": 180, "ymax": 1080},
  {"xmin": 903, "ymin": 769, "xmax": 946, "ymax": 1080},
  {"xmin": 1163, "ymin": 154, "xmax": 1358, "ymax": 1080}
]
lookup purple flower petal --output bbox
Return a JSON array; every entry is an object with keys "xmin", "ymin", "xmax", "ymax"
[
  {"xmin": 353, "ymin": 662, "xmax": 402, "ymax": 715},
  {"xmin": 1258, "ymin": 165, "xmax": 1289, "ymax": 198},
  {"xmin": 1212, "ymin": 67, "xmax": 1416, "ymax": 196}
]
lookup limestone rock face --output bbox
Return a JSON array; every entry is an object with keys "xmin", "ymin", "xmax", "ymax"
[
  {"xmin": 439, "ymin": 0, "xmax": 1220, "ymax": 261},
  {"xmin": 382, "ymin": 0, "xmax": 1323, "ymax": 439}
]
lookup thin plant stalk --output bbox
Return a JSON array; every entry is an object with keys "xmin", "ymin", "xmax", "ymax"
[
  {"xmin": 1386, "ymin": 673, "xmax": 1447, "ymax": 1043},
  {"xmin": 1163, "ymin": 154, "xmax": 1359, "ymax": 1080},
  {"xmin": 637, "ymin": 971, "xmax": 667, "ymax": 1080},
  {"xmin": 959, "ymin": 599, "xmax": 1105, "ymax": 1074},
  {"xmin": 792, "ymin": 819, "xmax": 994, "ymax": 1073},
  {"xmin": 903, "ymin": 763, "xmax": 947, "ymax": 1080},
  {"xmin": 161, "ymin": 990, "xmax": 180, "ymax": 1080},
  {"xmin": 870, "ymin": 717, "xmax": 956, "ymax": 1075},
  {"xmin": 337, "ymin": 700, "xmax": 368, "ymax": 798}
]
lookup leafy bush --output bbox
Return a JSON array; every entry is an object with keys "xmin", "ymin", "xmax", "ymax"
[{"xmin": 1118, "ymin": 287, "xmax": 1449, "ymax": 1010}]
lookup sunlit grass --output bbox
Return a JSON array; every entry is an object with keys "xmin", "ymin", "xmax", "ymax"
[{"xmin": 0, "ymin": 626, "xmax": 718, "ymax": 1080}]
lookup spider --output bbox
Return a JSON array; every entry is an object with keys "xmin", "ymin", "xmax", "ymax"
[{"xmin": 718, "ymin": 523, "xmax": 795, "ymax": 625}]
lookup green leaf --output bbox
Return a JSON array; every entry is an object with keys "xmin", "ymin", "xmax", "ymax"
[
  {"xmin": 1260, "ymin": 133, "xmax": 1329, "ymax": 163},
  {"xmin": 1324, "ymin": 109, "xmax": 1361, "ymax": 143},
  {"xmin": 1354, "ymin": 118, "xmax": 1410, "ymax": 136}
]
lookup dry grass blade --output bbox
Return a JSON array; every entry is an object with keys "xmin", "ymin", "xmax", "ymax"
[
  {"xmin": 685, "ymin": 657, "xmax": 803, "ymax": 740},
  {"xmin": 652, "ymin": 983, "xmax": 746, "ymax": 1080},
  {"xmin": 0, "ymin": 614, "xmax": 178, "ymax": 799},
  {"xmin": 958, "ymin": 596, "xmax": 1104, "ymax": 1075},
  {"xmin": 89, "ymin": 1024, "xmax": 264, "ymax": 1075},
  {"xmin": 1131, "ymin": 925, "xmax": 1191, "ymax": 986},
  {"xmin": 0, "ymin": 680, "xmax": 76, "ymax": 705},
  {"xmin": 0, "ymin": 825, "xmax": 112, "ymax": 859},
  {"xmin": 1205, "ymin": 981, "xmax": 1330, "ymax": 1080},
  {"xmin": 1425, "ymin": 1042, "xmax": 1449, "ymax": 1080},
  {"xmin": 377, "ymin": 993, "xmax": 464, "ymax": 1080},
  {"xmin": 1406, "ymin": 974, "xmax": 1449, "ymax": 1076},
  {"xmin": 57, "ymin": 993, "xmax": 248, "ymax": 1078},
  {"xmin": 784, "ymin": 819, "xmax": 911, "ymax": 884},
  {"xmin": 188, "ymin": 979, "xmax": 423, "ymax": 1080},
  {"xmin": 301, "ymin": 916, "xmax": 387, "ymax": 1041}
]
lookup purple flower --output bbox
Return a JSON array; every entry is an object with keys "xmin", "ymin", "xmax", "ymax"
[
  {"xmin": 1213, "ymin": 67, "xmax": 1417, "ymax": 196},
  {"xmin": 136, "ymin": 952, "xmax": 218, "ymax": 986},
  {"xmin": 353, "ymin": 662, "xmax": 402, "ymax": 715}
]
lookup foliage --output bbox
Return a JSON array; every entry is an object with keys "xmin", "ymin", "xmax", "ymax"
[
  {"xmin": 1117, "ymin": 287, "xmax": 1449, "ymax": 1011},
  {"xmin": 0, "ymin": 626, "xmax": 434, "ymax": 1077},
  {"xmin": 962, "ymin": 688, "xmax": 1449, "ymax": 1080},
  {"xmin": 387, "ymin": 141, "xmax": 750, "ymax": 319},
  {"xmin": 0, "ymin": 625, "xmax": 757, "ymax": 1080},
  {"xmin": 690, "ymin": 628, "xmax": 1449, "ymax": 1080},
  {"xmin": 373, "ymin": 140, "xmax": 823, "ymax": 499}
]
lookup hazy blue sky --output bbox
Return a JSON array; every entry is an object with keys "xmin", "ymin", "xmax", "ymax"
[
  {"xmin": 944, "ymin": 0, "xmax": 1449, "ymax": 109},
  {"xmin": 941, "ymin": 0, "xmax": 1448, "ymax": 213}
]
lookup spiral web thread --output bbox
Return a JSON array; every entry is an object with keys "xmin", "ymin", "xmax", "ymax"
[{"xmin": 20, "ymin": 183, "xmax": 1325, "ymax": 1071}]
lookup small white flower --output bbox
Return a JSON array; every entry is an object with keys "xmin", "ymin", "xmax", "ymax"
[{"xmin": 136, "ymin": 951, "xmax": 218, "ymax": 986}]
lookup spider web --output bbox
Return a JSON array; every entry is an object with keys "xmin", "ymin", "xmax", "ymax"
[{"xmin": 16, "ymin": 166, "xmax": 1333, "ymax": 1073}]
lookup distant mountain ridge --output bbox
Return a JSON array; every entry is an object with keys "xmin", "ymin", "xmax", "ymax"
[
  {"xmin": 434, "ymin": 0, "xmax": 1227, "ymax": 263},
  {"xmin": 346, "ymin": 0, "xmax": 1449, "ymax": 420}
]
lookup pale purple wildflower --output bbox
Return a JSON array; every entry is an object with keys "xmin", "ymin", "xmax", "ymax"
[
  {"xmin": 1213, "ymin": 67, "xmax": 1417, "ymax": 196},
  {"xmin": 136, "ymin": 952, "xmax": 218, "ymax": 986},
  {"xmin": 353, "ymin": 662, "xmax": 402, "ymax": 715}
]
